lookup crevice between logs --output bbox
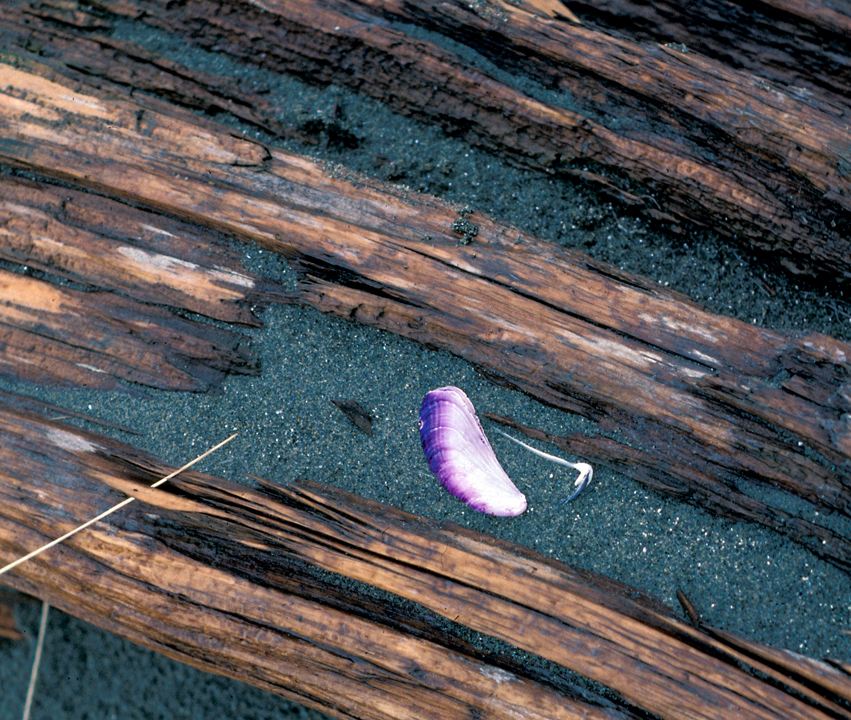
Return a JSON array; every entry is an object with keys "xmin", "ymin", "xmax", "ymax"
[{"xmin": 0, "ymin": 60, "xmax": 849, "ymax": 572}]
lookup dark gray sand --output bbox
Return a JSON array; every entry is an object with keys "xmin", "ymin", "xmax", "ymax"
[{"xmin": 2, "ymin": 15, "xmax": 850, "ymax": 720}]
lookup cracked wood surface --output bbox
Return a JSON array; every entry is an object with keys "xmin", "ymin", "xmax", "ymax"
[
  {"xmin": 0, "ymin": 60, "xmax": 849, "ymax": 572},
  {"xmin": 11, "ymin": 0, "xmax": 844, "ymax": 281},
  {"xmin": 0, "ymin": 404, "xmax": 847, "ymax": 720},
  {"xmin": 0, "ymin": 6, "xmax": 850, "ymax": 716},
  {"xmin": 0, "ymin": 173, "xmax": 283, "ymax": 391},
  {"xmin": 560, "ymin": 0, "xmax": 851, "ymax": 111}
]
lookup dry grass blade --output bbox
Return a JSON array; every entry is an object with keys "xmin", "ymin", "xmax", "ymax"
[
  {"xmin": 22, "ymin": 601, "xmax": 48, "ymax": 720},
  {"xmin": 0, "ymin": 434, "xmax": 238, "ymax": 578}
]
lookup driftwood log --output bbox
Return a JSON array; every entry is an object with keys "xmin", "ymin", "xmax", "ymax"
[
  {"xmin": 559, "ymin": 0, "xmax": 851, "ymax": 109},
  {"xmin": 0, "ymin": 174, "xmax": 285, "ymax": 391},
  {"xmin": 4, "ymin": 0, "xmax": 847, "ymax": 280},
  {"xmin": 0, "ymin": 403, "xmax": 849, "ymax": 720}
]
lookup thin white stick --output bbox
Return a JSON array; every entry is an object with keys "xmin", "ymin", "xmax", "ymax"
[
  {"xmin": 494, "ymin": 428, "xmax": 593, "ymax": 503},
  {"xmin": 0, "ymin": 433, "xmax": 238, "ymax": 578},
  {"xmin": 22, "ymin": 601, "xmax": 49, "ymax": 720}
]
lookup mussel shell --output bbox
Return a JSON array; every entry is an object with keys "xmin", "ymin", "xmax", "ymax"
[{"xmin": 418, "ymin": 386, "xmax": 527, "ymax": 516}]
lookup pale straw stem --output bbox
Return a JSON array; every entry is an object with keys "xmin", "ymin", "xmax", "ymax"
[{"xmin": 0, "ymin": 433, "xmax": 238, "ymax": 578}]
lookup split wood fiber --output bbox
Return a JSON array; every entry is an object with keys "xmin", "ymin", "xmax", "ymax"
[
  {"xmin": 0, "ymin": 178, "xmax": 281, "ymax": 327},
  {"xmin": 0, "ymin": 60, "xmax": 849, "ymax": 571},
  {"xmin": 4, "ymin": 0, "xmax": 846, "ymax": 280},
  {"xmin": 0, "ymin": 173, "xmax": 285, "ymax": 391},
  {"xmin": 0, "ymin": 405, "xmax": 848, "ymax": 720},
  {"xmin": 558, "ymin": 0, "xmax": 851, "ymax": 109},
  {"xmin": 0, "ymin": 11, "xmax": 849, "ymax": 716}
]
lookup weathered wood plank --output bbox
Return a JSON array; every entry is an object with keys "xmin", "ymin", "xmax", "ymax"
[
  {"xmin": 28, "ymin": 0, "xmax": 846, "ymax": 281},
  {"xmin": 0, "ymin": 61, "xmax": 849, "ymax": 570},
  {"xmin": 0, "ymin": 4, "xmax": 312, "ymax": 145},
  {"xmin": 0, "ymin": 175, "xmax": 281, "ymax": 326},
  {"xmin": 0, "ymin": 16, "xmax": 849, "ymax": 714},
  {"xmin": 345, "ymin": 0, "xmax": 851, "ymax": 276},
  {"xmin": 0, "ymin": 170, "xmax": 288, "ymax": 391},
  {"xmin": 0, "ymin": 404, "xmax": 846, "ymax": 720},
  {"xmin": 0, "ymin": 264, "xmax": 258, "ymax": 391},
  {"xmin": 0, "ymin": 176, "xmax": 284, "ymax": 326}
]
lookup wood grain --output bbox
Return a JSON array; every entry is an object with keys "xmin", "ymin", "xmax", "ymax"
[
  {"xmin": 0, "ymin": 176, "xmax": 281, "ymax": 326},
  {"xmin": 0, "ymin": 5, "xmax": 849, "ymax": 718},
  {"xmin": 561, "ymin": 0, "xmax": 851, "ymax": 110},
  {"xmin": 33, "ymin": 0, "xmax": 845, "ymax": 281},
  {"xmin": 0, "ymin": 171, "xmax": 285, "ymax": 391},
  {"xmin": 0, "ymin": 263, "xmax": 258, "ymax": 391},
  {"xmin": 0, "ymin": 404, "xmax": 846, "ymax": 720}
]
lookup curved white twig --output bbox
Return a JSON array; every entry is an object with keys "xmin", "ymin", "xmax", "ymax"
[{"xmin": 494, "ymin": 429, "xmax": 593, "ymax": 504}]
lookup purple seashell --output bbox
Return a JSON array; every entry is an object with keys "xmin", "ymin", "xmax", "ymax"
[{"xmin": 419, "ymin": 386, "xmax": 527, "ymax": 516}]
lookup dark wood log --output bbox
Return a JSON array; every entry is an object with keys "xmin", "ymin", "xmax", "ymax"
[
  {"xmin": 0, "ymin": 61, "xmax": 850, "ymax": 572},
  {"xmin": 0, "ymin": 403, "xmax": 848, "ymax": 720},
  {"xmin": 10, "ymin": 0, "xmax": 843, "ymax": 281},
  {"xmin": 562, "ymin": 0, "xmax": 851, "ymax": 111},
  {"xmin": 285, "ymin": 0, "xmax": 851, "ymax": 279}
]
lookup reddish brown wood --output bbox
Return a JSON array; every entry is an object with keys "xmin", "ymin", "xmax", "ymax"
[
  {"xmin": 0, "ymin": 176, "xmax": 281, "ymax": 326},
  {"xmin": 0, "ymin": 403, "xmax": 847, "ymax": 720},
  {"xmin": 564, "ymin": 0, "xmax": 851, "ymax": 109},
  {"xmin": 349, "ymin": 0, "xmax": 851, "ymax": 275},
  {"xmin": 0, "ymin": 265, "xmax": 257, "ymax": 391},
  {"xmin": 0, "ymin": 172, "xmax": 290, "ymax": 391},
  {"xmin": 0, "ymin": 18, "xmax": 849, "ymax": 716},
  {"xmin": 29, "ymin": 0, "xmax": 845, "ymax": 281},
  {"xmin": 0, "ymin": 5, "xmax": 312, "ymax": 145}
]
